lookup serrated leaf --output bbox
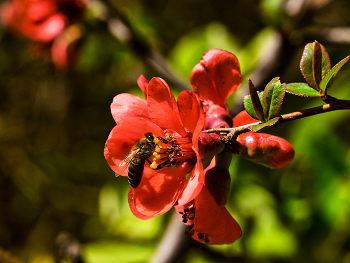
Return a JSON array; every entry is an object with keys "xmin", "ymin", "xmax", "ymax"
[
  {"xmin": 286, "ymin": 83, "xmax": 321, "ymax": 97},
  {"xmin": 320, "ymin": 55, "xmax": 350, "ymax": 93},
  {"xmin": 262, "ymin": 77, "xmax": 286, "ymax": 121},
  {"xmin": 248, "ymin": 79, "xmax": 265, "ymax": 122},
  {"xmin": 243, "ymin": 92, "xmax": 263, "ymax": 121},
  {"xmin": 300, "ymin": 41, "xmax": 331, "ymax": 90},
  {"xmin": 249, "ymin": 117, "xmax": 280, "ymax": 132}
]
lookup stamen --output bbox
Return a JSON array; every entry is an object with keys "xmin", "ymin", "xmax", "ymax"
[
  {"xmin": 178, "ymin": 205, "xmax": 195, "ymax": 223},
  {"xmin": 148, "ymin": 133, "xmax": 196, "ymax": 170},
  {"xmin": 197, "ymin": 233, "xmax": 210, "ymax": 243}
]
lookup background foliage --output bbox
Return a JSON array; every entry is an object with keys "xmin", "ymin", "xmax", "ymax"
[{"xmin": 1, "ymin": 0, "xmax": 350, "ymax": 262}]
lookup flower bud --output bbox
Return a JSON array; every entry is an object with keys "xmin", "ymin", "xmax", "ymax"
[
  {"xmin": 198, "ymin": 132, "xmax": 224, "ymax": 164},
  {"xmin": 204, "ymin": 103, "xmax": 233, "ymax": 129},
  {"xmin": 237, "ymin": 132, "xmax": 295, "ymax": 168},
  {"xmin": 204, "ymin": 166, "xmax": 231, "ymax": 207}
]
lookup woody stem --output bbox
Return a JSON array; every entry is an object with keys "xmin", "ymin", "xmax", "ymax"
[{"xmin": 203, "ymin": 99, "xmax": 350, "ymax": 137}]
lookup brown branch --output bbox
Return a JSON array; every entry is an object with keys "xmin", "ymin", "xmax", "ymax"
[
  {"xmin": 150, "ymin": 211, "xmax": 190, "ymax": 263},
  {"xmin": 205, "ymin": 99, "xmax": 350, "ymax": 137},
  {"xmin": 97, "ymin": 0, "xmax": 190, "ymax": 91}
]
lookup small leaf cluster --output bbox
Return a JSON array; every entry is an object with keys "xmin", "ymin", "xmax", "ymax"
[
  {"xmin": 244, "ymin": 77, "xmax": 285, "ymax": 131},
  {"xmin": 287, "ymin": 41, "xmax": 350, "ymax": 99},
  {"xmin": 244, "ymin": 41, "xmax": 350, "ymax": 131}
]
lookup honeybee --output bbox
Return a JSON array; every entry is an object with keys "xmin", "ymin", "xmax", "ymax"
[{"xmin": 116, "ymin": 132, "xmax": 156, "ymax": 188}]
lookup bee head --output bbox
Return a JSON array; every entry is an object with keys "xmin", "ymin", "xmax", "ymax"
[{"xmin": 145, "ymin": 132, "xmax": 155, "ymax": 143}]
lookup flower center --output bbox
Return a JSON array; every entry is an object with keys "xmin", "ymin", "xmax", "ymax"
[{"xmin": 150, "ymin": 134, "xmax": 196, "ymax": 170}]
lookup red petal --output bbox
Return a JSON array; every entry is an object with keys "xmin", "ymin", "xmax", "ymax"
[
  {"xmin": 177, "ymin": 157, "xmax": 204, "ymax": 206},
  {"xmin": 190, "ymin": 49, "xmax": 242, "ymax": 106},
  {"xmin": 176, "ymin": 96, "xmax": 205, "ymax": 205},
  {"xmin": 232, "ymin": 110, "xmax": 259, "ymax": 127},
  {"xmin": 104, "ymin": 117, "xmax": 164, "ymax": 175},
  {"xmin": 137, "ymin": 75, "xmax": 148, "ymax": 98},
  {"xmin": 128, "ymin": 163, "xmax": 192, "ymax": 219},
  {"xmin": 27, "ymin": 1, "xmax": 54, "ymax": 22},
  {"xmin": 147, "ymin": 77, "xmax": 187, "ymax": 136},
  {"xmin": 33, "ymin": 13, "xmax": 66, "ymax": 42},
  {"xmin": 110, "ymin": 93, "xmax": 149, "ymax": 124},
  {"xmin": 190, "ymin": 187, "xmax": 241, "ymax": 244},
  {"xmin": 177, "ymin": 90, "xmax": 202, "ymax": 133},
  {"xmin": 175, "ymin": 202, "xmax": 194, "ymax": 226}
]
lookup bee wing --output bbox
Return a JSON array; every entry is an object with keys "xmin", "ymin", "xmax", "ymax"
[{"xmin": 114, "ymin": 148, "xmax": 142, "ymax": 176}]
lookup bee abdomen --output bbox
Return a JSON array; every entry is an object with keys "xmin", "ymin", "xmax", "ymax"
[{"xmin": 128, "ymin": 158, "xmax": 145, "ymax": 188}]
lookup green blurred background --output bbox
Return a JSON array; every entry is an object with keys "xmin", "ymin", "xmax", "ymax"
[{"xmin": 1, "ymin": 0, "xmax": 350, "ymax": 262}]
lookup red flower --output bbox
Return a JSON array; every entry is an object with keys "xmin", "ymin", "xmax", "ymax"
[
  {"xmin": 104, "ymin": 76, "xmax": 223, "ymax": 219},
  {"xmin": 190, "ymin": 49, "xmax": 242, "ymax": 129},
  {"xmin": 233, "ymin": 110, "xmax": 295, "ymax": 168},
  {"xmin": 0, "ymin": 0, "xmax": 86, "ymax": 68},
  {"xmin": 104, "ymin": 49, "xmax": 294, "ymax": 245}
]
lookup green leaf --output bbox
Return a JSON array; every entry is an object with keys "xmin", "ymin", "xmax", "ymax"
[
  {"xmin": 300, "ymin": 41, "xmax": 331, "ymax": 90},
  {"xmin": 243, "ymin": 91, "xmax": 264, "ymax": 121},
  {"xmin": 262, "ymin": 77, "xmax": 286, "ymax": 121},
  {"xmin": 249, "ymin": 117, "xmax": 280, "ymax": 132},
  {"xmin": 248, "ymin": 79, "xmax": 265, "ymax": 122},
  {"xmin": 313, "ymin": 41, "xmax": 322, "ymax": 88},
  {"xmin": 320, "ymin": 55, "xmax": 350, "ymax": 93},
  {"xmin": 286, "ymin": 83, "xmax": 321, "ymax": 97}
]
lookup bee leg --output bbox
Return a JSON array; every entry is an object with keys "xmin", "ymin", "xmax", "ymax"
[{"xmin": 152, "ymin": 160, "xmax": 171, "ymax": 170}]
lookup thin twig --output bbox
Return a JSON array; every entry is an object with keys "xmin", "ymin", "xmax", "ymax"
[
  {"xmin": 205, "ymin": 99, "xmax": 350, "ymax": 137},
  {"xmin": 98, "ymin": 0, "xmax": 190, "ymax": 90}
]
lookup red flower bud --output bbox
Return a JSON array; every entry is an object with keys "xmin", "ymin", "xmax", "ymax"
[
  {"xmin": 237, "ymin": 132, "xmax": 295, "ymax": 168},
  {"xmin": 203, "ymin": 103, "xmax": 233, "ymax": 129},
  {"xmin": 198, "ymin": 132, "xmax": 224, "ymax": 164},
  {"xmin": 204, "ymin": 166, "xmax": 231, "ymax": 207}
]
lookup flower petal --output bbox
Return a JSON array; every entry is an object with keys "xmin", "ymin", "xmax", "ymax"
[
  {"xmin": 176, "ymin": 97, "xmax": 206, "ymax": 206},
  {"xmin": 33, "ymin": 13, "xmax": 66, "ymax": 42},
  {"xmin": 190, "ymin": 187, "xmax": 241, "ymax": 244},
  {"xmin": 232, "ymin": 110, "xmax": 258, "ymax": 127},
  {"xmin": 176, "ymin": 156, "xmax": 204, "ymax": 206},
  {"xmin": 147, "ymin": 77, "xmax": 187, "ymax": 136},
  {"xmin": 111, "ymin": 93, "xmax": 149, "ymax": 124},
  {"xmin": 128, "ymin": 163, "xmax": 192, "ymax": 219},
  {"xmin": 137, "ymin": 75, "xmax": 148, "ymax": 98},
  {"xmin": 190, "ymin": 49, "xmax": 242, "ymax": 106},
  {"xmin": 104, "ymin": 117, "xmax": 164, "ymax": 175},
  {"xmin": 177, "ymin": 90, "xmax": 202, "ymax": 133}
]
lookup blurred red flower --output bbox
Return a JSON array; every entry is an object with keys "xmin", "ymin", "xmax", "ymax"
[{"xmin": 0, "ymin": 0, "xmax": 86, "ymax": 68}]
